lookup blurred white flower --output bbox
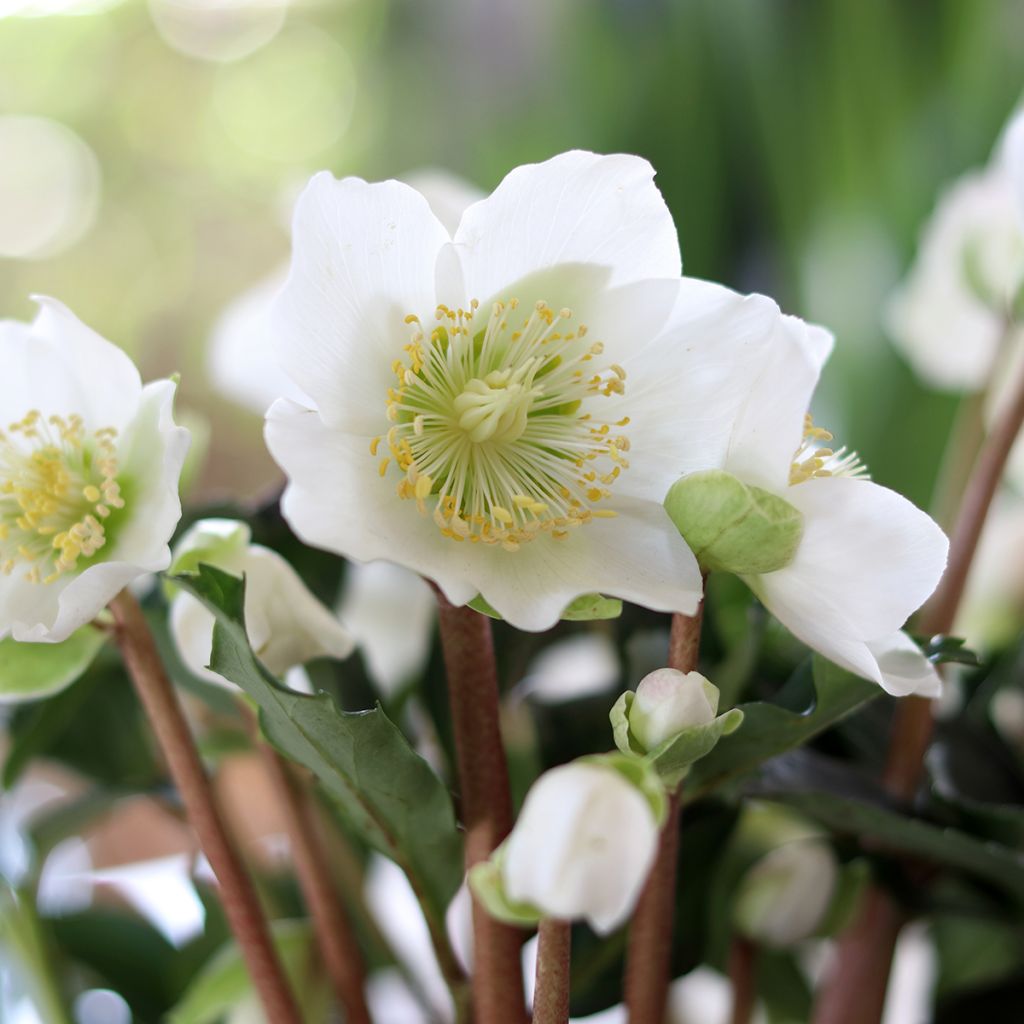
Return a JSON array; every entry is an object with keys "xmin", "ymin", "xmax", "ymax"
[
  {"xmin": 732, "ymin": 839, "xmax": 838, "ymax": 948},
  {"xmin": 169, "ymin": 518, "xmax": 353, "ymax": 687},
  {"xmin": 887, "ymin": 109, "xmax": 1024, "ymax": 392},
  {"xmin": 0, "ymin": 299, "xmax": 189, "ymax": 643},
  {"xmin": 518, "ymin": 631, "xmax": 620, "ymax": 704},
  {"xmin": 502, "ymin": 761, "xmax": 659, "ymax": 934},
  {"xmin": 266, "ymin": 151, "xmax": 783, "ymax": 630},
  {"xmin": 670, "ymin": 315, "xmax": 947, "ymax": 697},
  {"xmin": 629, "ymin": 667, "xmax": 718, "ymax": 751},
  {"xmin": 336, "ymin": 560, "xmax": 435, "ymax": 697}
]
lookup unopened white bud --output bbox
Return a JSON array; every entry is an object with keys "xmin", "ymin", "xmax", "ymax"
[
  {"xmin": 732, "ymin": 840, "xmax": 838, "ymax": 948},
  {"xmin": 629, "ymin": 668, "xmax": 719, "ymax": 751}
]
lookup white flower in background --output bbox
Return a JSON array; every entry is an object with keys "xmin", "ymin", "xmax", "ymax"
[
  {"xmin": 266, "ymin": 151, "xmax": 785, "ymax": 630},
  {"xmin": 732, "ymin": 839, "xmax": 838, "ymax": 948},
  {"xmin": 336, "ymin": 559, "xmax": 436, "ymax": 697},
  {"xmin": 628, "ymin": 667, "xmax": 718, "ymax": 750},
  {"xmin": 501, "ymin": 760, "xmax": 660, "ymax": 933},
  {"xmin": 0, "ymin": 299, "xmax": 189, "ymax": 643},
  {"xmin": 168, "ymin": 518, "xmax": 354, "ymax": 687},
  {"xmin": 887, "ymin": 108, "xmax": 1024, "ymax": 392},
  {"xmin": 517, "ymin": 631, "xmax": 620, "ymax": 703},
  {"xmin": 667, "ymin": 317, "xmax": 948, "ymax": 697},
  {"xmin": 208, "ymin": 170, "xmax": 485, "ymax": 418}
]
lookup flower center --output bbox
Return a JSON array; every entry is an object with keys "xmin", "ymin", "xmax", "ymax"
[
  {"xmin": 373, "ymin": 299, "xmax": 630, "ymax": 551},
  {"xmin": 789, "ymin": 414, "xmax": 869, "ymax": 486},
  {"xmin": 0, "ymin": 410, "xmax": 125, "ymax": 584}
]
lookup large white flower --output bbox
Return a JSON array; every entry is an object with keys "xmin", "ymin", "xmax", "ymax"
[
  {"xmin": 169, "ymin": 518, "xmax": 354, "ymax": 688},
  {"xmin": 265, "ymin": 151, "xmax": 784, "ymax": 631},
  {"xmin": 0, "ymin": 299, "xmax": 189, "ymax": 643},
  {"xmin": 887, "ymin": 109, "xmax": 1024, "ymax": 392},
  {"xmin": 715, "ymin": 318, "xmax": 948, "ymax": 696},
  {"xmin": 501, "ymin": 761, "xmax": 659, "ymax": 934}
]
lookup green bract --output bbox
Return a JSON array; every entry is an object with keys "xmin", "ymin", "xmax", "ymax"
[{"xmin": 664, "ymin": 469, "xmax": 804, "ymax": 575}]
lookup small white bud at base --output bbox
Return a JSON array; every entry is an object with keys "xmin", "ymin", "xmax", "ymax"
[
  {"xmin": 629, "ymin": 668, "xmax": 719, "ymax": 751},
  {"xmin": 732, "ymin": 840, "xmax": 838, "ymax": 948}
]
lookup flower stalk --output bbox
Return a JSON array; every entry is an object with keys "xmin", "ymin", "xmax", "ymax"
[
  {"xmin": 108, "ymin": 590, "xmax": 301, "ymax": 1024},
  {"xmin": 814, "ymin": 337, "xmax": 1024, "ymax": 1023},
  {"xmin": 435, "ymin": 591, "xmax": 527, "ymax": 1024},
  {"xmin": 533, "ymin": 919, "xmax": 572, "ymax": 1024},
  {"xmin": 624, "ymin": 602, "xmax": 705, "ymax": 1024},
  {"xmin": 728, "ymin": 936, "xmax": 758, "ymax": 1024}
]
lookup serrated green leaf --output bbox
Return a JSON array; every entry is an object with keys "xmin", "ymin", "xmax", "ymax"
[
  {"xmin": 168, "ymin": 920, "xmax": 322, "ymax": 1024},
  {"xmin": 686, "ymin": 657, "xmax": 879, "ymax": 801},
  {"xmin": 0, "ymin": 627, "xmax": 106, "ymax": 704},
  {"xmin": 172, "ymin": 566, "xmax": 463, "ymax": 927}
]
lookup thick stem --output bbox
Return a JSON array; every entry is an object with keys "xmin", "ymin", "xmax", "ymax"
[
  {"xmin": 533, "ymin": 919, "xmax": 572, "ymax": 1024},
  {"xmin": 435, "ymin": 593, "xmax": 527, "ymax": 1024},
  {"xmin": 253, "ymin": 728, "xmax": 371, "ymax": 1024},
  {"xmin": 108, "ymin": 590, "xmax": 300, "ymax": 1024},
  {"xmin": 625, "ymin": 604, "xmax": 705, "ymax": 1024},
  {"xmin": 814, "ymin": 339, "xmax": 1024, "ymax": 1024},
  {"xmin": 728, "ymin": 936, "xmax": 758, "ymax": 1024}
]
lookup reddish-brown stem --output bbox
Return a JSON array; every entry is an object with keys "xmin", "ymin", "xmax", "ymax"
[
  {"xmin": 625, "ymin": 603, "xmax": 705, "ymax": 1024},
  {"xmin": 533, "ymin": 919, "xmax": 572, "ymax": 1024},
  {"xmin": 435, "ymin": 593, "xmax": 528, "ymax": 1024},
  {"xmin": 253, "ymin": 728, "xmax": 371, "ymax": 1024},
  {"xmin": 108, "ymin": 590, "xmax": 300, "ymax": 1024},
  {"xmin": 728, "ymin": 936, "xmax": 758, "ymax": 1024},
  {"xmin": 814, "ymin": 341, "xmax": 1024, "ymax": 1024}
]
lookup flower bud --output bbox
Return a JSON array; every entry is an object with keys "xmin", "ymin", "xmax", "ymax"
[
  {"xmin": 664, "ymin": 469, "xmax": 803, "ymax": 575},
  {"xmin": 732, "ymin": 839, "xmax": 838, "ymax": 948},
  {"xmin": 629, "ymin": 668, "xmax": 719, "ymax": 751},
  {"xmin": 500, "ymin": 761, "xmax": 660, "ymax": 934}
]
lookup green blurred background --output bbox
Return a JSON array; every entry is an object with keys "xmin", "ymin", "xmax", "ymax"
[{"xmin": 1, "ymin": 0, "xmax": 1022, "ymax": 505}]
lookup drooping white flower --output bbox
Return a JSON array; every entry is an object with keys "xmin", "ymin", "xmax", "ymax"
[
  {"xmin": 887, "ymin": 109, "xmax": 1024, "ymax": 392},
  {"xmin": 169, "ymin": 518, "xmax": 354, "ymax": 687},
  {"xmin": 669, "ymin": 316, "xmax": 948, "ymax": 697},
  {"xmin": 501, "ymin": 760, "xmax": 660, "ymax": 934},
  {"xmin": 265, "ymin": 151, "xmax": 785, "ymax": 630},
  {"xmin": 208, "ymin": 170, "xmax": 485, "ymax": 418},
  {"xmin": 0, "ymin": 299, "xmax": 189, "ymax": 643}
]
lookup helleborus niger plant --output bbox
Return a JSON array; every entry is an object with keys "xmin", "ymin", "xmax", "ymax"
[{"xmin": 0, "ymin": 299, "xmax": 189, "ymax": 643}]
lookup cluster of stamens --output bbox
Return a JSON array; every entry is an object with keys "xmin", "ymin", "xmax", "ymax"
[
  {"xmin": 372, "ymin": 298, "xmax": 630, "ymax": 551},
  {"xmin": 789, "ymin": 414, "xmax": 869, "ymax": 486},
  {"xmin": 0, "ymin": 411, "xmax": 125, "ymax": 584}
]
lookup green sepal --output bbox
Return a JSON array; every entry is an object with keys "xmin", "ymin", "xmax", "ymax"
[
  {"xmin": 468, "ymin": 845, "xmax": 543, "ymax": 929},
  {"xmin": 163, "ymin": 519, "xmax": 250, "ymax": 601},
  {"xmin": 0, "ymin": 627, "xmax": 107, "ymax": 704},
  {"xmin": 664, "ymin": 469, "xmax": 803, "ymax": 576},
  {"xmin": 469, "ymin": 592, "xmax": 622, "ymax": 621},
  {"xmin": 610, "ymin": 690, "xmax": 645, "ymax": 756}
]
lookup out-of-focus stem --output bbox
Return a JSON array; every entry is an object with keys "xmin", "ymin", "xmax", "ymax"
[
  {"xmin": 625, "ymin": 602, "xmax": 705, "ymax": 1024},
  {"xmin": 814, "ymin": 337, "xmax": 1024, "ymax": 1024},
  {"xmin": 108, "ymin": 590, "xmax": 300, "ymax": 1024},
  {"xmin": 435, "ymin": 592, "xmax": 527, "ymax": 1024},
  {"xmin": 252, "ymin": 724, "xmax": 371, "ymax": 1024},
  {"xmin": 728, "ymin": 936, "xmax": 758, "ymax": 1024},
  {"xmin": 533, "ymin": 919, "xmax": 572, "ymax": 1024}
]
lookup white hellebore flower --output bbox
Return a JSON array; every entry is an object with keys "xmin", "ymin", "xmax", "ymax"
[
  {"xmin": 169, "ymin": 518, "xmax": 354, "ymax": 688},
  {"xmin": 629, "ymin": 666, "xmax": 718, "ymax": 750},
  {"xmin": 669, "ymin": 318, "xmax": 948, "ymax": 697},
  {"xmin": 0, "ymin": 299, "xmax": 189, "ymax": 643},
  {"xmin": 502, "ymin": 761, "xmax": 659, "ymax": 934},
  {"xmin": 887, "ymin": 108, "xmax": 1024, "ymax": 392},
  {"xmin": 266, "ymin": 151, "xmax": 783, "ymax": 630}
]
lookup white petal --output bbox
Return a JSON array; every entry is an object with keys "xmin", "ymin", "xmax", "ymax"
[
  {"xmin": 273, "ymin": 173, "xmax": 449, "ymax": 434},
  {"xmin": 1001, "ymin": 108, "xmax": 1024, "ymax": 224},
  {"xmin": 723, "ymin": 313, "xmax": 833, "ymax": 492},
  {"xmin": 750, "ymin": 477, "xmax": 948, "ymax": 690},
  {"xmin": 865, "ymin": 631, "xmax": 942, "ymax": 699},
  {"xmin": 402, "ymin": 168, "xmax": 485, "ymax": 237},
  {"xmin": 611, "ymin": 279, "xmax": 783, "ymax": 501},
  {"xmin": 266, "ymin": 401, "xmax": 701, "ymax": 632},
  {"xmin": 337, "ymin": 561, "xmax": 436, "ymax": 697},
  {"xmin": 208, "ymin": 265, "xmax": 309, "ymax": 416},
  {"xmin": 453, "ymin": 151, "xmax": 681, "ymax": 307}
]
